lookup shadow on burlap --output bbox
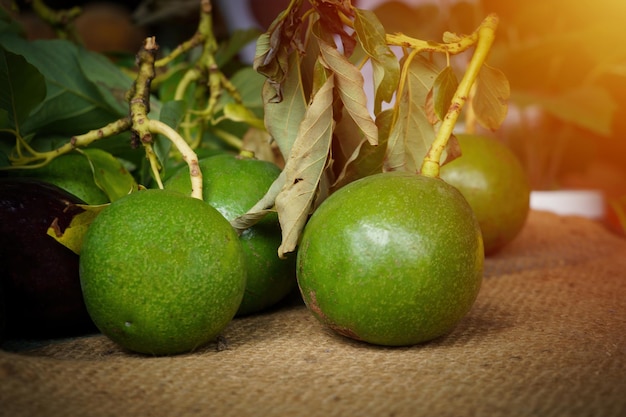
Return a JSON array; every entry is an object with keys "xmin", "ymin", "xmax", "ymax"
[{"xmin": 1, "ymin": 211, "xmax": 625, "ymax": 417}]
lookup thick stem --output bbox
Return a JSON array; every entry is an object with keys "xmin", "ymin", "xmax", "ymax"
[
  {"xmin": 155, "ymin": 0, "xmax": 212, "ymax": 67},
  {"xmin": 131, "ymin": 36, "xmax": 203, "ymax": 199},
  {"xmin": 129, "ymin": 37, "xmax": 158, "ymax": 148},
  {"xmin": 5, "ymin": 117, "xmax": 131, "ymax": 169},
  {"xmin": 386, "ymin": 29, "xmax": 478, "ymax": 56},
  {"xmin": 31, "ymin": 0, "xmax": 81, "ymax": 41},
  {"xmin": 420, "ymin": 14, "xmax": 498, "ymax": 178},
  {"xmin": 148, "ymin": 119, "xmax": 203, "ymax": 200},
  {"xmin": 144, "ymin": 144, "xmax": 164, "ymax": 189}
]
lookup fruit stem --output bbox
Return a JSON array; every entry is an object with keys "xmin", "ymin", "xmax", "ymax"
[
  {"xmin": 154, "ymin": 0, "xmax": 213, "ymax": 68},
  {"xmin": 130, "ymin": 36, "xmax": 203, "ymax": 199},
  {"xmin": 420, "ymin": 14, "xmax": 498, "ymax": 178},
  {"xmin": 148, "ymin": 120, "xmax": 202, "ymax": 200},
  {"xmin": 2, "ymin": 118, "xmax": 131, "ymax": 170},
  {"xmin": 31, "ymin": 0, "xmax": 82, "ymax": 42}
]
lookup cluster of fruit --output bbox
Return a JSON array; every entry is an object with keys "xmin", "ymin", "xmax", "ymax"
[
  {"xmin": 0, "ymin": 134, "xmax": 530, "ymax": 355},
  {"xmin": 0, "ymin": 152, "xmax": 297, "ymax": 354}
]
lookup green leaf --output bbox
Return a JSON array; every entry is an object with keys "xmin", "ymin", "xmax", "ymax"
[
  {"xmin": 223, "ymin": 103, "xmax": 265, "ymax": 130},
  {"xmin": 154, "ymin": 100, "xmax": 186, "ymax": 176},
  {"xmin": 0, "ymin": 48, "xmax": 46, "ymax": 132},
  {"xmin": 262, "ymin": 53, "xmax": 307, "ymax": 158},
  {"xmin": 384, "ymin": 55, "xmax": 438, "ymax": 172},
  {"xmin": 433, "ymin": 66, "xmax": 458, "ymax": 121},
  {"xmin": 76, "ymin": 46, "xmax": 132, "ymax": 116},
  {"xmin": 0, "ymin": 109, "xmax": 9, "ymax": 129},
  {"xmin": 473, "ymin": 64, "xmax": 510, "ymax": 131},
  {"xmin": 80, "ymin": 148, "xmax": 138, "ymax": 202},
  {"xmin": 47, "ymin": 203, "xmax": 108, "ymax": 255},
  {"xmin": 512, "ymin": 86, "xmax": 617, "ymax": 136},
  {"xmin": 0, "ymin": 35, "xmax": 127, "ymax": 136},
  {"xmin": 0, "ymin": 7, "xmax": 24, "ymax": 36},
  {"xmin": 216, "ymin": 67, "xmax": 266, "ymax": 114},
  {"xmin": 275, "ymin": 72, "xmax": 335, "ymax": 257},
  {"xmin": 159, "ymin": 100, "xmax": 186, "ymax": 131},
  {"xmin": 317, "ymin": 31, "xmax": 378, "ymax": 146},
  {"xmin": 354, "ymin": 8, "xmax": 400, "ymax": 115},
  {"xmin": 158, "ymin": 65, "xmax": 194, "ymax": 103}
]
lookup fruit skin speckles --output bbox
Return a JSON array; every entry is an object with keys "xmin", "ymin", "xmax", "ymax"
[
  {"xmin": 165, "ymin": 153, "xmax": 297, "ymax": 317},
  {"xmin": 79, "ymin": 189, "xmax": 247, "ymax": 356}
]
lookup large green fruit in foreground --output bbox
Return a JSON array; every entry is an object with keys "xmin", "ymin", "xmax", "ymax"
[
  {"xmin": 165, "ymin": 153, "xmax": 296, "ymax": 316},
  {"xmin": 440, "ymin": 134, "xmax": 530, "ymax": 255},
  {"xmin": 79, "ymin": 189, "xmax": 246, "ymax": 355},
  {"xmin": 0, "ymin": 178, "xmax": 95, "ymax": 338},
  {"xmin": 297, "ymin": 172, "xmax": 484, "ymax": 346}
]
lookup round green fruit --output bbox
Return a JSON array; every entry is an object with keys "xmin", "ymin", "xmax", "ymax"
[
  {"xmin": 79, "ymin": 189, "xmax": 246, "ymax": 355},
  {"xmin": 297, "ymin": 172, "xmax": 484, "ymax": 346},
  {"xmin": 440, "ymin": 134, "xmax": 530, "ymax": 255},
  {"xmin": 165, "ymin": 153, "xmax": 296, "ymax": 316}
]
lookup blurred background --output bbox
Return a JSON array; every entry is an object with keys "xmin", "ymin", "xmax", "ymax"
[{"xmin": 4, "ymin": 0, "xmax": 626, "ymax": 232}]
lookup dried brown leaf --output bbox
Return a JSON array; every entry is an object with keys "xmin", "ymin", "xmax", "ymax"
[
  {"xmin": 473, "ymin": 63, "xmax": 510, "ymax": 131},
  {"xmin": 262, "ymin": 53, "xmax": 307, "ymax": 158},
  {"xmin": 275, "ymin": 73, "xmax": 336, "ymax": 257},
  {"xmin": 317, "ymin": 35, "xmax": 378, "ymax": 145},
  {"xmin": 354, "ymin": 8, "xmax": 400, "ymax": 115}
]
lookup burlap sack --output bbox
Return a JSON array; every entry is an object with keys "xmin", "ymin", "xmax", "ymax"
[{"xmin": 1, "ymin": 210, "xmax": 625, "ymax": 417}]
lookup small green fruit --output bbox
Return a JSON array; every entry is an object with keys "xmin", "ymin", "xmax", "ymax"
[
  {"xmin": 440, "ymin": 134, "xmax": 530, "ymax": 254},
  {"xmin": 166, "ymin": 153, "xmax": 296, "ymax": 316},
  {"xmin": 79, "ymin": 189, "xmax": 246, "ymax": 355},
  {"xmin": 297, "ymin": 172, "xmax": 484, "ymax": 346}
]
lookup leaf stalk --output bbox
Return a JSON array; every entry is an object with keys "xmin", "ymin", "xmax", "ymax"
[{"xmin": 420, "ymin": 14, "xmax": 499, "ymax": 178}]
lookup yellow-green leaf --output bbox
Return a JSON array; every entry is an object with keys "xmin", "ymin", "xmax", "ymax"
[
  {"xmin": 80, "ymin": 148, "xmax": 137, "ymax": 202},
  {"xmin": 433, "ymin": 66, "xmax": 459, "ymax": 121},
  {"xmin": 384, "ymin": 55, "xmax": 438, "ymax": 172},
  {"xmin": 473, "ymin": 64, "xmax": 510, "ymax": 131},
  {"xmin": 223, "ymin": 102, "xmax": 266, "ymax": 131},
  {"xmin": 47, "ymin": 203, "xmax": 108, "ymax": 254}
]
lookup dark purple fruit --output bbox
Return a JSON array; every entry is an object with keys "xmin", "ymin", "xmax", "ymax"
[{"xmin": 0, "ymin": 178, "xmax": 95, "ymax": 338}]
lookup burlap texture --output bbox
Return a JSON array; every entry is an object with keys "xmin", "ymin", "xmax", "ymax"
[{"xmin": 1, "ymin": 210, "xmax": 625, "ymax": 417}]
